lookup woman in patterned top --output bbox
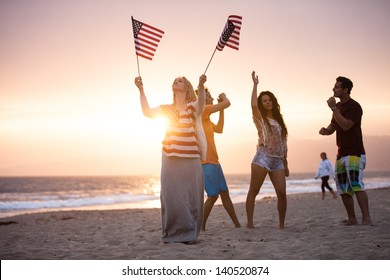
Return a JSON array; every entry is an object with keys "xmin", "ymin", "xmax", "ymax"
[
  {"xmin": 246, "ymin": 71, "xmax": 289, "ymax": 229},
  {"xmin": 135, "ymin": 74, "xmax": 207, "ymax": 244}
]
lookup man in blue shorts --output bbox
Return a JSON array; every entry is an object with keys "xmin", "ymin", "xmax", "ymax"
[
  {"xmin": 319, "ymin": 76, "xmax": 373, "ymax": 225},
  {"xmin": 199, "ymin": 88, "xmax": 241, "ymax": 231}
]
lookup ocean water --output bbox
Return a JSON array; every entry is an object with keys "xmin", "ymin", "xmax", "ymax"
[{"xmin": 0, "ymin": 171, "xmax": 389, "ymax": 218}]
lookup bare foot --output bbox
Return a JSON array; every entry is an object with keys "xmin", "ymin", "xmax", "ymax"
[
  {"xmin": 361, "ymin": 219, "xmax": 374, "ymax": 226},
  {"xmin": 344, "ymin": 219, "xmax": 358, "ymax": 226},
  {"xmin": 182, "ymin": 240, "xmax": 196, "ymax": 245},
  {"xmin": 247, "ymin": 223, "xmax": 255, "ymax": 229}
]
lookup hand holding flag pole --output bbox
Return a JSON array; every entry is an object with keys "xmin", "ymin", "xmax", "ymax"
[
  {"xmin": 203, "ymin": 15, "xmax": 242, "ymax": 74},
  {"xmin": 131, "ymin": 16, "xmax": 165, "ymax": 76}
]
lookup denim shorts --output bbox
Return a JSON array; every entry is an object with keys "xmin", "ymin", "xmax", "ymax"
[{"xmin": 252, "ymin": 146, "xmax": 285, "ymax": 172}]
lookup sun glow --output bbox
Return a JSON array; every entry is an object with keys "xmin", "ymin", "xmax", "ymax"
[
  {"xmin": 1, "ymin": 0, "xmax": 389, "ymax": 176},
  {"xmin": 132, "ymin": 116, "xmax": 167, "ymax": 142}
]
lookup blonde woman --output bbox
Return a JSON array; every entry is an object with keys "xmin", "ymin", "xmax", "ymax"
[{"xmin": 135, "ymin": 74, "xmax": 207, "ymax": 244}]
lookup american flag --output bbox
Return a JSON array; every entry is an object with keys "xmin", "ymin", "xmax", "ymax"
[
  {"xmin": 131, "ymin": 17, "xmax": 165, "ymax": 60},
  {"xmin": 216, "ymin": 15, "xmax": 242, "ymax": 51}
]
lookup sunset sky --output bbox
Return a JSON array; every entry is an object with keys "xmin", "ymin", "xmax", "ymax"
[{"xmin": 1, "ymin": 0, "xmax": 390, "ymax": 176}]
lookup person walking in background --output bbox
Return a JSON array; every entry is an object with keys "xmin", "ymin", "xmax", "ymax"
[
  {"xmin": 246, "ymin": 71, "xmax": 289, "ymax": 229},
  {"xmin": 197, "ymin": 88, "xmax": 241, "ymax": 231},
  {"xmin": 315, "ymin": 152, "xmax": 337, "ymax": 200},
  {"xmin": 319, "ymin": 76, "xmax": 373, "ymax": 226},
  {"xmin": 134, "ymin": 74, "xmax": 207, "ymax": 244}
]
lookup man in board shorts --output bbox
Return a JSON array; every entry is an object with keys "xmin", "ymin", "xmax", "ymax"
[
  {"xmin": 198, "ymin": 88, "xmax": 241, "ymax": 231},
  {"xmin": 319, "ymin": 76, "xmax": 373, "ymax": 226}
]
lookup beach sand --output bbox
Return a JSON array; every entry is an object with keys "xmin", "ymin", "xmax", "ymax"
[{"xmin": 1, "ymin": 188, "xmax": 389, "ymax": 260}]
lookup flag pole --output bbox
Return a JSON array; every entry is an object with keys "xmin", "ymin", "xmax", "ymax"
[
  {"xmin": 136, "ymin": 55, "xmax": 140, "ymax": 77},
  {"xmin": 204, "ymin": 48, "xmax": 217, "ymax": 74}
]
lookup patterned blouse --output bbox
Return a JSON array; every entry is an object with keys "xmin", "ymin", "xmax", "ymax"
[{"xmin": 253, "ymin": 115, "xmax": 287, "ymax": 158}]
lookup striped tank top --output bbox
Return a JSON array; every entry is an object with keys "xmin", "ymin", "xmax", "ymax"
[{"xmin": 160, "ymin": 103, "xmax": 201, "ymax": 158}]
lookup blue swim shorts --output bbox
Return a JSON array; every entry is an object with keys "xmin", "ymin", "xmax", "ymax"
[
  {"xmin": 252, "ymin": 146, "xmax": 284, "ymax": 172},
  {"xmin": 335, "ymin": 154, "xmax": 366, "ymax": 196},
  {"xmin": 202, "ymin": 163, "xmax": 228, "ymax": 197}
]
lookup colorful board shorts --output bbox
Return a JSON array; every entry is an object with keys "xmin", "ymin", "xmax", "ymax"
[
  {"xmin": 202, "ymin": 163, "xmax": 228, "ymax": 197},
  {"xmin": 252, "ymin": 146, "xmax": 284, "ymax": 172},
  {"xmin": 335, "ymin": 154, "xmax": 366, "ymax": 196}
]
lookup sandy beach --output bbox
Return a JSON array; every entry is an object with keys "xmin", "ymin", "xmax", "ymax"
[{"xmin": 1, "ymin": 188, "xmax": 389, "ymax": 260}]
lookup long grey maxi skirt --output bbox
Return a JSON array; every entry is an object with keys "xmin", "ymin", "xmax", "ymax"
[{"xmin": 160, "ymin": 155, "xmax": 204, "ymax": 243}]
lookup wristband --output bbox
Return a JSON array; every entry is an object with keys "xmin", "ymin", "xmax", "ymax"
[{"xmin": 331, "ymin": 106, "xmax": 337, "ymax": 112}]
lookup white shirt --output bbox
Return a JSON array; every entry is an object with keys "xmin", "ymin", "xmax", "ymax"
[{"xmin": 315, "ymin": 159, "xmax": 335, "ymax": 178}]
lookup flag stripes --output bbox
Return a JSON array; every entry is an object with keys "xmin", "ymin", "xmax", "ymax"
[
  {"xmin": 216, "ymin": 15, "xmax": 242, "ymax": 51},
  {"xmin": 131, "ymin": 17, "xmax": 164, "ymax": 60},
  {"xmin": 226, "ymin": 15, "xmax": 242, "ymax": 50}
]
